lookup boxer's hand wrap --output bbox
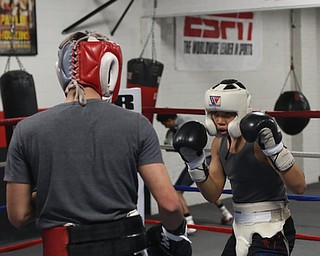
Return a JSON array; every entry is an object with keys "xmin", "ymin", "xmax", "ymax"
[
  {"xmin": 240, "ymin": 112, "xmax": 295, "ymax": 172},
  {"xmin": 186, "ymin": 152, "xmax": 209, "ymax": 182},
  {"xmin": 173, "ymin": 121, "xmax": 209, "ymax": 182},
  {"xmin": 147, "ymin": 219, "xmax": 192, "ymax": 256}
]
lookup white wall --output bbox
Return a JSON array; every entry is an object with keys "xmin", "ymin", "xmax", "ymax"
[
  {"xmin": 143, "ymin": 0, "xmax": 320, "ymax": 17},
  {"xmin": 0, "ymin": 1, "xmax": 319, "ymax": 215}
]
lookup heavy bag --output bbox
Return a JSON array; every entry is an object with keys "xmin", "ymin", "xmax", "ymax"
[
  {"xmin": 127, "ymin": 58, "xmax": 164, "ymax": 123},
  {"xmin": 0, "ymin": 70, "xmax": 38, "ymax": 145},
  {"xmin": 274, "ymin": 91, "xmax": 310, "ymax": 135}
]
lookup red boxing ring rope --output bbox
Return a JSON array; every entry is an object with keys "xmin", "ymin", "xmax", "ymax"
[
  {"xmin": 0, "ymin": 117, "xmax": 25, "ymax": 126},
  {"xmin": 144, "ymin": 219, "xmax": 320, "ymax": 242},
  {"xmin": 142, "ymin": 107, "xmax": 320, "ymax": 118},
  {"xmin": 0, "ymin": 238, "xmax": 42, "ymax": 253},
  {"xmin": 0, "ymin": 108, "xmax": 320, "ymax": 127}
]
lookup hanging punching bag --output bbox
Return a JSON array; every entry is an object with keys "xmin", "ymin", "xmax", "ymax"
[
  {"xmin": 274, "ymin": 91, "xmax": 310, "ymax": 135},
  {"xmin": 0, "ymin": 70, "xmax": 38, "ymax": 145},
  {"xmin": 127, "ymin": 58, "xmax": 164, "ymax": 123}
]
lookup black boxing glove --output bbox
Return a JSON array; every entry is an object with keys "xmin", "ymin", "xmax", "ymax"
[
  {"xmin": 173, "ymin": 121, "xmax": 209, "ymax": 182},
  {"xmin": 240, "ymin": 112, "xmax": 295, "ymax": 172},
  {"xmin": 147, "ymin": 219, "xmax": 192, "ymax": 256}
]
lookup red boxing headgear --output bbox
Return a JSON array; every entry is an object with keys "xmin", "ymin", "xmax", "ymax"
[{"xmin": 56, "ymin": 31, "xmax": 122, "ymax": 103}]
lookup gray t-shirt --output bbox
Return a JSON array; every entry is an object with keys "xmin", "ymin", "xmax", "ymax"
[
  {"xmin": 4, "ymin": 99, "xmax": 163, "ymax": 230},
  {"xmin": 175, "ymin": 115, "xmax": 193, "ymax": 129}
]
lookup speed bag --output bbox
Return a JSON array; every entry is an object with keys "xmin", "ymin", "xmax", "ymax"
[
  {"xmin": 0, "ymin": 70, "xmax": 38, "ymax": 145},
  {"xmin": 127, "ymin": 58, "xmax": 164, "ymax": 123},
  {"xmin": 274, "ymin": 91, "xmax": 310, "ymax": 135}
]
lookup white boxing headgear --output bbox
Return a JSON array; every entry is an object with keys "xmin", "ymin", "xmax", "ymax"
[
  {"xmin": 204, "ymin": 79, "xmax": 252, "ymax": 138},
  {"xmin": 56, "ymin": 31, "xmax": 122, "ymax": 104}
]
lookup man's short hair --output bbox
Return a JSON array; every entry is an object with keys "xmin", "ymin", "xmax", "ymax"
[{"xmin": 156, "ymin": 114, "xmax": 178, "ymax": 123}]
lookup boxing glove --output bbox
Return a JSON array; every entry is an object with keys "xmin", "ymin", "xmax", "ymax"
[
  {"xmin": 173, "ymin": 121, "xmax": 209, "ymax": 182},
  {"xmin": 240, "ymin": 112, "xmax": 295, "ymax": 172},
  {"xmin": 147, "ymin": 219, "xmax": 192, "ymax": 256}
]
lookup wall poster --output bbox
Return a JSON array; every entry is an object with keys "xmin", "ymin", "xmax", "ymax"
[
  {"xmin": 0, "ymin": 0, "xmax": 37, "ymax": 56},
  {"xmin": 176, "ymin": 12, "xmax": 262, "ymax": 71}
]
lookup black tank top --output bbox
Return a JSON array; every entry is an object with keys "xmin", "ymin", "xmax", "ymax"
[{"xmin": 219, "ymin": 137, "xmax": 287, "ymax": 203}]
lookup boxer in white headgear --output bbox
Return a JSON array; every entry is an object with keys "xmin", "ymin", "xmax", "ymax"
[
  {"xmin": 56, "ymin": 31, "xmax": 122, "ymax": 105},
  {"xmin": 173, "ymin": 78, "xmax": 306, "ymax": 255}
]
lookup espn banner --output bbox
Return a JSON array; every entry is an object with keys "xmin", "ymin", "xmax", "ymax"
[{"xmin": 175, "ymin": 12, "xmax": 262, "ymax": 71}]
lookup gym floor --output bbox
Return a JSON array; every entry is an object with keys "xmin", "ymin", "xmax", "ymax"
[{"xmin": 1, "ymin": 182, "xmax": 319, "ymax": 255}]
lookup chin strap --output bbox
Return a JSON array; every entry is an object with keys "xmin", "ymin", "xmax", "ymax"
[{"xmin": 102, "ymin": 95, "xmax": 112, "ymax": 103}]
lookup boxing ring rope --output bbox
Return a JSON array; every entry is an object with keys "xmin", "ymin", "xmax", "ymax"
[
  {"xmin": 0, "ymin": 117, "xmax": 24, "ymax": 127},
  {"xmin": 1, "ymin": 108, "xmax": 320, "ymax": 253},
  {"xmin": 144, "ymin": 219, "xmax": 320, "ymax": 242},
  {"xmin": 160, "ymin": 145, "xmax": 320, "ymax": 159},
  {"xmin": 143, "ymin": 107, "xmax": 320, "ymax": 118},
  {"xmin": 174, "ymin": 186, "xmax": 320, "ymax": 202},
  {"xmin": 2, "ymin": 107, "xmax": 320, "ymax": 125},
  {"xmin": 0, "ymin": 239, "xmax": 42, "ymax": 253}
]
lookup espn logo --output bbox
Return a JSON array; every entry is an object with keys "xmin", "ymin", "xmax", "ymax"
[{"xmin": 184, "ymin": 13, "xmax": 254, "ymax": 41}]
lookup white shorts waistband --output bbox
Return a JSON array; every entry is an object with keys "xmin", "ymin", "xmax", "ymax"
[{"xmin": 233, "ymin": 201, "xmax": 290, "ymax": 224}]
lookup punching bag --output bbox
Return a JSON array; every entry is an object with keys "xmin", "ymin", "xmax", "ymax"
[
  {"xmin": 274, "ymin": 91, "xmax": 310, "ymax": 135},
  {"xmin": 127, "ymin": 58, "xmax": 164, "ymax": 123},
  {"xmin": 0, "ymin": 70, "xmax": 38, "ymax": 145}
]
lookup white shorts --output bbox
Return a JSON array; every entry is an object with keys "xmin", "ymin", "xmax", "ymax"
[{"xmin": 232, "ymin": 201, "xmax": 291, "ymax": 256}]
